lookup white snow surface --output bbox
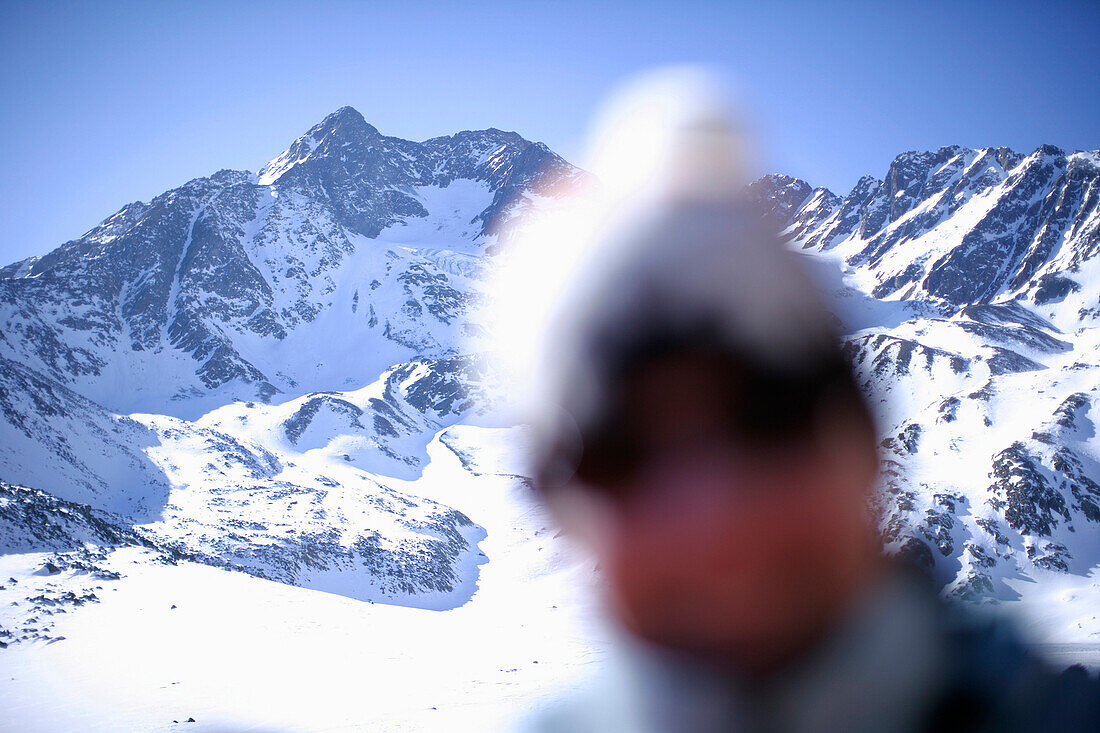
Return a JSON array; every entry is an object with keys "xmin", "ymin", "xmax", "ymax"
[{"xmin": 0, "ymin": 427, "xmax": 609, "ymax": 732}]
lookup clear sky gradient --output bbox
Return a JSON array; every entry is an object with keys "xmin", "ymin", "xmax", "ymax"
[{"xmin": 1, "ymin": 0, "xmax": 1097, "ymax": 264}]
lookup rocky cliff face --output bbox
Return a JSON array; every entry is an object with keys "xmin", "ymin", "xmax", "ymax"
[
  {"xmin": 755, "ymin": 145, "xmax": 1099, "ymax": 309},
  {"xmin": 753, "ymin": 147, "xmax": 1100, "ymax": 602}
]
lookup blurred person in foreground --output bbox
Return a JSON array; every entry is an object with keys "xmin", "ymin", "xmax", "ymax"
[{"xmin": 491, "ymin": 69, "xmax": 1099, "ymax": 732}]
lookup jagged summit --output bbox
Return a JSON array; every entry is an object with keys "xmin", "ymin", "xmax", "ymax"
[
  {"xmin": 257, "ymin": 106, "xmax": 561, "ymax": 193},
  {"xmin": 758, "ymin": 145, "xmax": 1078, "ymax": 210},
  {"xmin": 253, "ymin": 107, "xmax": 581, "ymax": 245},
  {"xmin": 257, "ymin": 106, "xmax": 381, "ymax": 185},
  {"xmin": 752, "ymin": 143, "xmax": 1099, "ymax": 306},
  {"xmin": 303, "ymin": 105, "xmax": 383, "ymax": 142},
  {"xmin": 326, "ymin": 104, "xmax": 371, "ymax": 123},
  {"xmin": 425, "ymin": 126, "xmax": 526, "ymax": 144}
]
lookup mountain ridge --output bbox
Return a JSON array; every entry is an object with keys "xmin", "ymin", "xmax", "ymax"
[
  {"xmin": 752, "ymin": 143, "xmax": 1099, "ymax": 314},
  {"xmin": 0, "ymin": 108, "xmax": 584, "ymax": 418}
]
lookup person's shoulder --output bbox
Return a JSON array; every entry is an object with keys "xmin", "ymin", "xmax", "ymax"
[{"xmin": 924, "ymin": 595, "xmax": 1100, "ymax": 732}]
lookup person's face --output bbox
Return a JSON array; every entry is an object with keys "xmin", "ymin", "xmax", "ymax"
[{"xmin": 550, "ymin": 352, "xmax": 880, "ymax": 672}]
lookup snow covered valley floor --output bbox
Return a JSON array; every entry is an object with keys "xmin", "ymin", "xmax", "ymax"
[{"xmin": 0, "ymin": 428, "xmax": 610, "ymax": 732}]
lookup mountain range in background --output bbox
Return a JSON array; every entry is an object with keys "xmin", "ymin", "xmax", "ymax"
[{"xmin": 1, "ymin": 106, "xmax": 1098, "ymax": 658}]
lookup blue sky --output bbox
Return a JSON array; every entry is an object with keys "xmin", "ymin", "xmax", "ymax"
[{"xmin": 1, "ymin": 0, "xmax": 1097, "ymax": 264}]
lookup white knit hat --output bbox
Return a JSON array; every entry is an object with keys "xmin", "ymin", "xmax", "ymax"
[{"xmin": 486, "ymin": 68, "xmax": 841, "ymax": 487}]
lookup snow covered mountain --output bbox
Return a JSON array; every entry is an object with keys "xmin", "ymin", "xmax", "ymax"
[
  {"xmin": 1, "ymin": 110, "xmax": 1099, "ymax": 692},
  {"xmin": 0, "ymin": 106, "xmax": 579, "ymax": 417},
  {"xmin": 0, "ymin": 107, "xmax": 581, "ymax": 627},
  {"xmin": 750, "ymin": 145, "xmax": 1100, "ymax": 605}
]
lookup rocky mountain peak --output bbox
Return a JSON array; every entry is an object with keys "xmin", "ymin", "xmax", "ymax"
[
  {"xmin": 750, "ymin": 142, "xmax": 1099, "ymax": 308},
  {"xmin": 257, "ymin": 106, "xmax": 385, "ymax": 185},
  {"xmin": 428, "ymin": 127, "xmax": 526, "ymax": 148},
  {"xmin": 301, "ymin": 106, "xmax": 383, "ymax": 149},
  {"xmin": 1035, "ymin": 143, "xmax": 1067, "ymax": 159},
  {"xmin": 745, "ymin": 174, "xmax": 814, "ymax": 230}
]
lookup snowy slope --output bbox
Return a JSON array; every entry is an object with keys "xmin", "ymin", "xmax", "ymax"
[
  {"xmin": 0, "ymin": 428, "xmax": 606, "ymax": 732},
  {"xmin": 753, "ymin": 150, "xmax": 1100, "ymax": 616}
]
